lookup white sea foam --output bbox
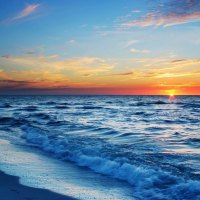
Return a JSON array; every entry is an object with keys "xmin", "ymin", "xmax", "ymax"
[
  {"xmin": 21, "ymin": 124, "xmax": 200, "ymax": 200},
  {"xmin": 0, "ymin": 139, "xmax": 134, "ymax": 200}
]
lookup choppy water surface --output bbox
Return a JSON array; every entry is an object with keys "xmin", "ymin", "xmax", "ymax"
[{"xmin": 0, "ymin": 95, "xmax": 199, "ymax": 200}]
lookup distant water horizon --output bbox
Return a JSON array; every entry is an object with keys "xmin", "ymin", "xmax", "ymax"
[
  {"xmin": 0, "ymin": 94, "xmax": 200, "ymax": 96},
  {"xmin": 0, "ymin": 95, "xmax": 200, "ymax": 199}
]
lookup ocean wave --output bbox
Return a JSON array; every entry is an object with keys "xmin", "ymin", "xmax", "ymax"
[
  {"xmin": 136, "ymin": 102, "xmax": 146, "ymax": 106},
  {"xmin": 20, "ymin": 125, "xmax": 200, "ymax": 200},
  {"xmin": 0, "ymin": 103, "xmax": 12, "ymax": 108},
  {"xmin": 76, "ymin": 105, "xmax": 103, "ymax": 110},
  {"xmin": 22, "ymin": 106, "xmax": 38, "ymax": 111},
  {"xmin": 0, "ymin": 117, "xmax": 14, "ymax": 125},
  {"xmin": 0, "ymin": 117, "xmax": 28, "ymax": 126},
  {"xmin": 29, "ymin": 113, "xmax": 52, "ymax": 120},
  {"xmin": 134, "ymin": 111, "xmax": 145, "ymax": 115},
  {"xmin": 188, "ymin": 138, "xmax": 200, "ymax": 143},
  {"xmin": 105, "ymin": 101, "xmax": 113, "ymax": 104},
  {"xmin": 153, "ymin": 100, "xmax": 167, "ymax": 105},
  {"xmin": 118, "ymin": 132, "xmax": 133, "ymax": 137},
  {"xmin": 134, "ymin": 100, "xmax": 168, "ymax": 107},
  {"xmin": 46, "ymin": 120, "xmax": 68, "ymax": 126},
  {"xmin": 145, "ymin": 127, "xmax": 166, "ymax": 131},
  {"xmin": 181, "ymin": 103, "xmax": 200, "ymax": 109},
  {"xmin": 90, "ymin": 127, "xmax": 112, "ymax": 133},
  {"xmin": 54, "ymin": 105, "xmax": 70, "ymax": 109},
  {"xmin": 187, "ymin": 138, "xmax": 200, "ymax": 148},
  {"xmin": 101, "ymin": 130, "xmax": 119, "ymax": 136},
  {"xmin": 163, "ymin": 119, "xmax": 186, "ymax": 124},
  {"xmin": 41, "ymin": 101, "xmax": 57, "ymax": 105}
]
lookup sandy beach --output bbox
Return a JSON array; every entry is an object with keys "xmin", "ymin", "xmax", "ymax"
[{"xmin": 0, "ymin": 171, "xmax": 76, "ymax": 200}]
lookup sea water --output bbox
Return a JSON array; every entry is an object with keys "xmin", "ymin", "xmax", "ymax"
[{"xmin": 0, "ymin": 95, "xmax": 199, "ymax": 199}]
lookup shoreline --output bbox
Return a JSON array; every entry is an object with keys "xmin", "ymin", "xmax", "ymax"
[{"xmin": 0, "ymin": 170, "xmax": 77, "ymax": 200}]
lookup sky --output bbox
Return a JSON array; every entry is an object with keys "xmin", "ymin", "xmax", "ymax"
[{"xmin": 0, "ymin": 0, "xmax": 200, "ymax": 95}]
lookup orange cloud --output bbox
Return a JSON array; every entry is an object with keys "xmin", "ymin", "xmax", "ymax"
[
  {"xmin": 0, "ymin": 55, "xmax": 115, "ymax": 77},
  {"xmin": 171, "ymin": 59, "xmax": 200, "ymax": 65},
  {"xmin": 1, "ymin": 53, "xmax": 199, "ymax": 95},
  {"xmin": 112, "ymin": 72, "xmax": 133, "ymax": 76},
  {"xmin": 0, "ymin": 69, "xmax": 11, "ymax": 80}
]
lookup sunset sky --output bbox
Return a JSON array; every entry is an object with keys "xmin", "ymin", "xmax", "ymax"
[{"xmin": 0, "ymin": 0, "xmax": 199, "ymax": 95}]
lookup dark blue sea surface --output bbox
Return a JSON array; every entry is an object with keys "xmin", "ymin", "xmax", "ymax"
[{"xmin": 0, "ymin": 95, "xmax": 199, "ymax": 200}]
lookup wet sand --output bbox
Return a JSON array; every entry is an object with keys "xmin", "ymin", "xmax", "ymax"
[{"xmin": 0, "ymin": 171, "xmax": 77, "ymax": 200}]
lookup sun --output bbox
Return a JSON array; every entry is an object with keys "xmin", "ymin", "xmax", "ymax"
[
  {"xmin": 168, "ymin": 92, "xmax": 176, "ymax": 100},
  {"xmin": 165, "ymin": 89, "xmax": 176, "ymax": 97}
]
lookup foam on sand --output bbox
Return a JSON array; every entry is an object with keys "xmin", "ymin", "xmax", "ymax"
[{"xmin": 0, "ymin": 138, "xmax": 134, "ymax": 200}]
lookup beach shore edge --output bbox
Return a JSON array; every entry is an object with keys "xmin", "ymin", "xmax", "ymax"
[{"xmin": 0, "ymin": 170, "xmax": 77, "ymax": 200}]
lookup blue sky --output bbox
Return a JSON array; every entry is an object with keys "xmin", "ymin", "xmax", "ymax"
[{"xmin": 0, "ymin": 0, "xmax": 200, "ymax": 94}]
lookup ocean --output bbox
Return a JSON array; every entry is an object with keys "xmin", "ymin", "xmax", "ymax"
[{"xmin": 0, "ymin": 95, "xmax": 199, "ymax": 200}]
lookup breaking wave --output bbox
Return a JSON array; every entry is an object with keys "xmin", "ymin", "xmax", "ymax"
[{"xmin": 21, "ymin": 124, "xmax": 200, "ymax": 200}]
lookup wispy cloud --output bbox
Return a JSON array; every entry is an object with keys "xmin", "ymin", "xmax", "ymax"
[
  {"xmin": 130, "ymin": 48, "xmax": 149, "ymax": 54},
  {"xmin": 0, "ymin": 79, "xmax": 38, "ymax": 88},
  {"xmin": 83, "ymin": 70, "xmax": 133, "ymax": 78},
  {"xmin": 25, "ymin": 51, "xmax": 36, "ymax": 55},
  {"xmin": 112, "ymin": 72, "xmax": 133, "ymax": 76},
  {"xmin": 0, "ymin": 55, "xmax": 115, "ymax": 88},
  {"xmin": 66, "ymin": 40, "xmax": 76, "ymax": 45},
  {"xmin": 14, "ymin": 4, "xmax": 40, "ymax": 20},
  {"xmin": 3, "ymin": 4, "xmax": 40, "ymax": 24},
  {"xmin": 121, "ymin": 0, "xmax": 200, "ymax": 28},
  {"xmin": 1, "ymin": 53, "xmax": 199, "ymax": 92},
  {"xmin": 151, "ymin": 72, "xmax": 199, "ymax": 78},
  {"xmin": 156, "ymin": 83, "xmax": 193, "ymax": 87},
  {"xmin": 122, "ymin": 12, "xmax": 200, "ymax": 28},
  {"xmin": 124, "ymin": 40, "xmax": 139, "ymax": 48},
  {"xmin": 0, "ymin": 69, "xmax": 11, "ymax": 79},
  {"xmin": 171, "ymin": 59, "xmax": 200, "ymax": 65},
  {"xmin": 131, "ymin": 10, "xmax": 141, "ymax": 13}
]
